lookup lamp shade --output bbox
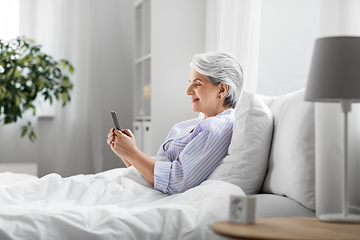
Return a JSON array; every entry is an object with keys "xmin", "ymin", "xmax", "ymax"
[{"xmin": 305, "ymin": 36, "xmax": 360, "ymax": 102}]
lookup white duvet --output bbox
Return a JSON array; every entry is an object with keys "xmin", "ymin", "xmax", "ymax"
[{"xmin": 0, "ymin": 167, "xmax": 244, "ymax": 240}]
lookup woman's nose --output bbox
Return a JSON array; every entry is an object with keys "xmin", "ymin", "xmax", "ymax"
[{"xmin": 186, "ymin": 84, "xmax": 194, "ymax": 95}]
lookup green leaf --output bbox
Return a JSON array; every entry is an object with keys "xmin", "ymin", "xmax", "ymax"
[
  {"xmin": 53, "ymin": 67, "xmax": 61, "ymax": 78},
  {"xmin": 61, "ymin": 77, "xmax": 70, "ymax": 87},
  {"xmin": 4, "ymin": 116, "xmax": 12, "ymax": 124},
  {"xmin": 35, "ymin": 55, "xmax": 41, "ymax": 63},
  {"xmin": 29, "ymin": 130, "xmax": 36, "ymax": 142},
  {"xmin": 15, "ymin": 95, "xmax": 21, "ymax": 107},
  {"xmin": 38, "ymin": 78, "xmax": 45, "ymax": 91},
  {"xmin": 61, "ymin": 91, "xmax": 69, "ymax": 106},
  {"xmin": 60, "ymin": 60, "xmax": 67, "ymax": 69},
  {"xmin": 0, "ymin": 85, "xmax": 5, "ymax": 95},
  {"xmin": 54, "ymin": 90, "xmax": 59, "ymax": 100},
  {"xmin": 48, "ymin": 95, "xmax": 53, "ymax": 105},
  {"xmin": 19, "ymin": 53, "xmax": 33, "ymax": 64},
  {"xmin": 18, "ymin": 91, "xmax": 27, "ymax": 99},
  {"xmin": 20, "ymin": 122, "xmax": 36, "ymax": 143},
  {"xmin": 69, "ymin": 64, "xmax": 74, "ymax": 74},
  {"xmin": 6, "ymin": 67, "xmax": 15, "ymax": 77},
  {"xmin": 21, "ymin": 126, "xmax": 28, "ymax": 137}
]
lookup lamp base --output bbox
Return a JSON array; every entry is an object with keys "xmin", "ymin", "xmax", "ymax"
[{"xmin": 319, "ymin": 214, "xmax": 360, "ymax": 223}]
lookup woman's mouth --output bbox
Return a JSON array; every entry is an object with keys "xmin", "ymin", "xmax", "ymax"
[{"xmin": 191, "ymin": 98, "xmax": 199, "ymax": 103}]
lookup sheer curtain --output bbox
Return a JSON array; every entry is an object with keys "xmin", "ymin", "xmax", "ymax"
[
  {"xmin": 205, "ymin": 0, "xmax": 261, "ymax": 92},
  {"xmin": 18, "ymin": 0, "xmax": 104, "ymax": 176}
]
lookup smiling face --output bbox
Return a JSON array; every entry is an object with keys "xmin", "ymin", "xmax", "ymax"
[{"xmin": 186, "ymin": 67, "xmax": 230, "ymax": 119}]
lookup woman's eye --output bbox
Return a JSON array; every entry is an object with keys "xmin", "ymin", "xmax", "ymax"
[{"xmin": 195, "ymin": 83, "xmax": 201, "ymax": 87}]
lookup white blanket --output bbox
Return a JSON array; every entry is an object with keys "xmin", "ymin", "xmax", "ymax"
[{"xmin": 0, "ymin": 167, "xmax": 244, "ymax": 240}]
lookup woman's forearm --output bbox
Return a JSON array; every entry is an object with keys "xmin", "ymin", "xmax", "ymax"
[
  {"xmin": 128, "ymin": 150, "xmax": 156, "ymax": 185},
  {"xmin": 121, "ymin": 157, "xmax": 132, "ymax": 168}
]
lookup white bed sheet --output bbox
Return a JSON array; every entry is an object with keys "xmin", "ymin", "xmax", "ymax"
[{"xmin": 0, "ymin": 167, "xmax": 244, "ymax": 240}]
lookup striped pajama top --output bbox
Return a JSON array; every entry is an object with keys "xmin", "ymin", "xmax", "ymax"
[{"xmin": 154, "ymin": 109, "xmax": 235, "ymax": 194}]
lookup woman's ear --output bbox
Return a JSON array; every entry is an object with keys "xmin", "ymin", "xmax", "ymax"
[{"xmin": 219, "ymin": 83, "xmax": 229, "ymax": 97}]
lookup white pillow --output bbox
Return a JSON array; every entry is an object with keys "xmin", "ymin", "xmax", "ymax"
[
  {"xmin": 208, "ymin": 91, "xmax": 273, "ymax": 194},
  {"xmin": 261, "ymin": 88, "xmax": 315, "ymax": 211}
]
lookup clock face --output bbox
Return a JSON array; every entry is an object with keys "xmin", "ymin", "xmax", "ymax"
[
  {"xmin": 229, "ymin": 196, "xmax": 256, "ymax": 224},
  {"xmin": 230, "ymin": 198, "xmax": 243, "ymax": 218},
  {"xmin": 229, "ymin": 196, "xmax": 245, "ymax": 223}
]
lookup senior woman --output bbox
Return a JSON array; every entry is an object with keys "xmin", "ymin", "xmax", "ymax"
[{"xmin": 107, "ymin": 52, "xmax": 243, "ymax": 194}]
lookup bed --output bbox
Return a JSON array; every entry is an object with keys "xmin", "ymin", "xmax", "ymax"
[
  {"xmin": 0, "ymin": 88, "xmax": 319, "ymax": 239},
  {"xmin": 0, "ymin": 166, "xmax": 244, "ymax": 240}
]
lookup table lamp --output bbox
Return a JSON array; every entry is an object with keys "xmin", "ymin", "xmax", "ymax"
[{"xmin": 305, "ymin": 36, "xmax": 360, "ymax": 223}]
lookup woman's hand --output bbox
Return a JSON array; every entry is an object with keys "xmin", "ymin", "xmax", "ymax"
[
  {"xmin": 112, "ymin": 129, "xmax": 139, "ymax": 159},
  {"xmin": 107, "ymin": 128, "xmax": 135, "ymax": 167},
  {"xmin": 107, "ymin": 128, "xmax": 116, "ymax": 146}
]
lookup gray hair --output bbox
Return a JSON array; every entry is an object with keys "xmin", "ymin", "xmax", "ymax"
[{"xmin": 190, "ymin": 52, "xmax": 243, "ymax": 108}]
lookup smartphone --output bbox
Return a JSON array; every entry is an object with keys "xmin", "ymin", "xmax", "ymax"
[{"xmin": 111, "ymin": 111, "xmax": 121, "ymax": 130}]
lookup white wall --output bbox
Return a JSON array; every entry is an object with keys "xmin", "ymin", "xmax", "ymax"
[
  {"xmin": 98, "ymin": 0, "xmax": 133, "ymax": 171},
  {"xmin": 256, "ymin": 0, "xmax": 321, "ymax": 96},
  {"xmin": 151, "ymin": 0, "xmax": 206, "ymax": 155}
]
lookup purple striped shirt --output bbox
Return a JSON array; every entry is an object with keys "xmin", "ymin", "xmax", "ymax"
[{"xmin": 154, "ymin": 109, "xmax": 235, "ymax": 194}]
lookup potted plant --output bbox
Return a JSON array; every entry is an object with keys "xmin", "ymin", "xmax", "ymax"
[{"xmin": 0, "ymin": 36, "xmax": 74, "ymax": 142}]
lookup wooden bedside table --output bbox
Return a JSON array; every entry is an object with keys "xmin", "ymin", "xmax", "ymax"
[{"xmin": 211, "ymin": 217, "xmax": 360, "ymax": 240}]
